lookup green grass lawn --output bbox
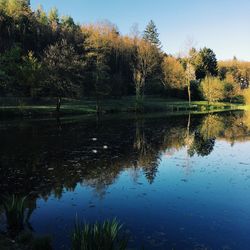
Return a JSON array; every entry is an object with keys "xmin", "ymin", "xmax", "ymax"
[{"xmin": 0, "ymin": 96, "xmax": 248, "ymax": 118}]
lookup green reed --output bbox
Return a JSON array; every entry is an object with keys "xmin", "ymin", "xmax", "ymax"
[{"xmin": 71, "ymin": 218, "xmax": 128, "ymax": 250}]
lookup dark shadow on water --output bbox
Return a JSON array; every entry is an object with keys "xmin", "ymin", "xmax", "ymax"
[{"xmin": 0, "ymin": 110, "xmax": 250, "ymax": 249}]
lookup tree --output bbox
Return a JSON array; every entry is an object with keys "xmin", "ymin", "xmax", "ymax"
[
  {"xmin": 1, "ymin": 0, "xmax": 30, "ymax": 16},
  {"xmin": 200, "ymin": 114, "xmax": 224, "ymax": 139},
  {"xmin": 201, "ymin": 76, "xmax": 224, "ymax": 104},
  {"xmin": 182, "ymin": 48, "xmax": 198, "ymax": 105},
  {"xmin": 223, "ymin": 73, "xmax": 241, "ymax": 102},
  {"xmin": 185, "ymin": 63, "xmax": 196, "ymax": 106},
  {"xmin": 132, "ymin": 40, "xmax": 159, "ymax": 110},
  {"xmin": 162, "ymin": 56, "xmax": 185, "ymax": 90},
  {"xmin": 195, "ymin": 47, "xmax": 218, "ymax": 80},
  {"xmin": 20, "ymin": 51, "xmax": 42, "ymax": 97},
  {"xmin": 82, "ymin": 23, "xmax": 114, "ymax": 112},
  {"xmin": 143, "ymin": 20, "xmax": 161, "ymax": 48},
  {"xmin": 0, "ymin": 46, "xmax": 22, "ymax": 95},
  {"xmin": 35, "ymin": 4, "xmax": 48, "ymax": 25},
  {"xmin": 43, "ymin": 40, "xmax": 85, "ymax": 112},
  {"xmin": 188, "ymin": 131, "xmax": 215, "ymax": 157},
  {"xmin": 48, "ymin": 7, "xmax": 59, "ymax": 32}
]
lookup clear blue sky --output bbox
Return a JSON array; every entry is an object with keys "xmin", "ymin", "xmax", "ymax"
[{"xmin": 31, "ymin": 0, "xmax": 250, "ymax": 61}]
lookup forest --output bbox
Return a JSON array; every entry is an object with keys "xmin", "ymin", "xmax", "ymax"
[{"xmin": 0, "ymin": 0, "xmax": 250, "ymax": 113}]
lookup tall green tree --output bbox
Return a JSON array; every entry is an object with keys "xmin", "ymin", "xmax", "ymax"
[
  {"xmin": 143, "ymin": 20, "xmax": 161, "ymax": 48},
  {"xmin": 195, "ymin": 47, "xmax": 218, "ymax": 80}
]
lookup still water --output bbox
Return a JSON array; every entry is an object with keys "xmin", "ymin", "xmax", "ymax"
[{"xmin": 1, "ymin": 112, "xmax": 250, "ymax": 249}]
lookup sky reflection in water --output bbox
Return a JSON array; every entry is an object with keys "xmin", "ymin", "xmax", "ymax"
[{"xmin": 1, "ymin": 112, "xmax": 250, "ymax": 249}]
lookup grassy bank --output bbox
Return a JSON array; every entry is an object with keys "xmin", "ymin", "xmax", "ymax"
[{"xmin": 0, "ymin": 96, "xmax": 248, "ymax": 118}]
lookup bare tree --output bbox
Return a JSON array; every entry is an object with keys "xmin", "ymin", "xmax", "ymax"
[
  {"xmin": 132, "ymin": 40, "xmax": 159, "ymax": 110},
  {"xmin": 185, "ymin": 63, "xmax": 196, "ymax": 106}
]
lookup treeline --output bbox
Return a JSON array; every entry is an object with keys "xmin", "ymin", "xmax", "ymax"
[{"xmin": 0, "ymin": 0, "xmax": 250, "ymax": 111}]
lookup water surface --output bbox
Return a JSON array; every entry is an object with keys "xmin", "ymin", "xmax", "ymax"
[{"xmin": 1, "ymin": 112, "xmax": 250, "ymax": 249}]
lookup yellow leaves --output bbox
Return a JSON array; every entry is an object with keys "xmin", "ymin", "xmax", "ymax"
[
  {"xmin": 162, "ymin": 56, "xmax": 185, "ymax": 89},
  {"xmin": 200, "ymin": 114, "xmax": 224, "ymax": 140},
  {"xmin": 3, "ymin": 0, "xmax": 31, "ymax": 17},
  {"xmin": 225, "ymin": 73, "xmax": 234, "ymax": 84},
  {"xmin": 201, "ymin": 77, "xmax": 224, "ymax": 103},
  {"xmin": 243, "ymin": 88, "xmax": 250, "ymax": 104},
  {"xmin": 218, "ymin": 60, "xmax": 250, "ymax": 82}
]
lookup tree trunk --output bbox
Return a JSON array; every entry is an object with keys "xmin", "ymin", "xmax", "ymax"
[
  {"xmin": 56, "ymin": 97, "xmax": 61, "ymax": 113},
  {"xmin": 188, "ymin": 83, "xmax": 191, "ymax": 107}
]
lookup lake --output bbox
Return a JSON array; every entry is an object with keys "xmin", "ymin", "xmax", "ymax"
[{"xmin": 1, "ymin": 111, "xmax": 250, "ymax": 250}]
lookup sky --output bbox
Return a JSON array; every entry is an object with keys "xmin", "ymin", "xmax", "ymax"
[{"xmin": 31, "ymin": 0, "xmax": 250, "ymax": 61}]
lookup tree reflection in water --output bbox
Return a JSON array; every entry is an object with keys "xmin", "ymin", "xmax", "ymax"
[{"xmin": 0, "ymin": 111, "xmax": 250, "ymax": 237}]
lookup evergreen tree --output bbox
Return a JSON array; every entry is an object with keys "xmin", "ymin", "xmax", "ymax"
[
  {"xmin": 195, "ymin": 47, "xmax": 218, "ymax": 80},
  {"xmin": 143, "ymin": 20, "xmax": 161, "ymax": 48}
]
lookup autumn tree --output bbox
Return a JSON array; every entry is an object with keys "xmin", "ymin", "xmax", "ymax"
[
  {"xmin": 200, "ymin": 114, "xmax": 224, "ymax": 139},
  {"xmin": 201, "ymin": 77, "xmax": 224, "ymax": 104},
  {"xmin": 132, "ymin": 39, "xmax": 159, "ymax": 109},
  {"xmin": 82, "ymin": 23, "xmax": 114, "ymax": 112},
  {"xmin": 223, "ymin": 73, "xmax": 241, "ymax": 102},
  {"xmin": 162, "ymin": 56, "xmax": 185, "ymax": 90}
]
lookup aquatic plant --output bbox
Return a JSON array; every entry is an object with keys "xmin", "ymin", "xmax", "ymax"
[
  {"xmin": 71, "ymin": 218, "xmax": 128, "ymax": 250},
  {"xmin": 2, "ymin": 194, "xmax": 32, "ymax": 236}
]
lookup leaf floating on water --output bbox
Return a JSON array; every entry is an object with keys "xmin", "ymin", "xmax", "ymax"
[{"xmin": 92, "ymin": 150, "xmax": 97, "ymax": 154}]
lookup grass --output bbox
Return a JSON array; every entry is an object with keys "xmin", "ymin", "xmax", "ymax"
[
  {"xmin": 71, "ymin": 218, "xmax": 128, "ymax": 250},
  {"xmin": 1, "ymin": 195, "xmax": 31, "ymax": 236},
  {"xmin": 0, "ymin": 96, "xmax": 248, "ymax": 118}
]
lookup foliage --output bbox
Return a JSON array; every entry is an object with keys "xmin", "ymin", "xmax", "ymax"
[
  {"xmin": 0, "ymin": 46, "xmax": 22, "ymax": 95},
  {"xmin": 43, "ymin": 39, "xmax": 85, "ymax": 111},
  {"xmin": 71, "ymin": 218, "xmax": 128, "ymax": 250},
  {"xmin": 143, "ymin": 20, "xmax": 161, "ymax": 48},
  {"xmin": 243, "ymin": 89, "xmax": 250, "ymax": 104},
  {"xmin": 200, "ymin": 114, "xmax": 224, "ymax": 139},
  {"xmin": 195, "ymin": 47, "xmax": 218, "ymax": 80},
  {"xmin": 188, "ymin": 132, "xmax": 215, "ymax": 157},
  {"xmin": 1, "ymin": 194, "xmax": 32, "ymax": 236},
  {"xmin": 218, "ymin": 59, "xmax": 250, "ymax": 89},
  {"xmin": 0, "ymin": 2, "xmax": 249, "ymax": 108},
  {"xmin": 162, "ymin": 56, "xmax": 185, "ymax": 90},
  {"xmin": 201, "ymin": 77, "xmax": 224, "ymax": 103},
  {"xmin": 132, "ymin": 39, "xmax": 161, "ymax": 110},
  {"xmin": 20, "ymin": 51, "xmax": 42, "ymax": 97}
]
